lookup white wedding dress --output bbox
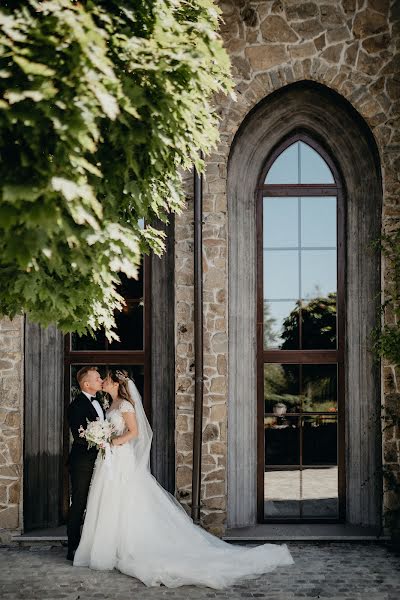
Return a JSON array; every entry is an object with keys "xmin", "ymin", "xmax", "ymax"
[{"xmin": 74, "ymin": 380, "xmax": 293, "ymax": 589}]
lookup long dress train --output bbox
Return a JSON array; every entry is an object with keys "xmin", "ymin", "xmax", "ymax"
[{"xmin": 73, "ymin": 385, "xmax": 293, "ymax": 589}]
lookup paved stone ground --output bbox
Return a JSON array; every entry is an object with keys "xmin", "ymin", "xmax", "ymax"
[{"xmin": 0, "ymin": 542, "xmax": 399, "ymax": 600}]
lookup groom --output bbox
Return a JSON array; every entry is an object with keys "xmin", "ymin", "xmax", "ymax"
[{"xmin": 66, "ymin": 366, "xmax": 104, "ymax": 561}]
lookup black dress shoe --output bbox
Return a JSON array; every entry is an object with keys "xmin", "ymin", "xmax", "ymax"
[{"xmin": 66, "ymin": 550, "xmax": 75, "ymax": 561}]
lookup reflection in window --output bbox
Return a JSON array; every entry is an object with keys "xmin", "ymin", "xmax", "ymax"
[
  {"xmin": 263, "ymin": 194, "xmax": 337, "ymax": 350},
  {"xmin": 264, "ymin": 363, "xmax": 338, "ymax": 518},
  {"xmin": 263, "ymin": 197, "xmax": 298, "ymax": 247},
  {"xmin": 264, "ymin": 250, "xmax": 299, "ymax": 300},
  {"xmin": 301, "ymin": 196, "xmax": 336, "ymax": 247},
  {"xmin": 301, "ymin": 249, "xmax": 336, "ymax": 300},
  {"xmin": 264, "ymin": 300, "xmax": 299, "ymax": 349},
  {"xmin": 265, "ymin": 141, "xmax": 334, "ymax": 184},
  {"xmin": 262, "ymin": 137, "xmax": 340, "ymax": 521},
  {"xmin": 71, "ymin": 267, "xmax": 145, "ymax": 351}
]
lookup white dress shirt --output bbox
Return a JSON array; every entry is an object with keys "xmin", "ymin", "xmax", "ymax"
[{"xmin": 82, "ymin": 391, "xmax": 104, "ymax": 421}]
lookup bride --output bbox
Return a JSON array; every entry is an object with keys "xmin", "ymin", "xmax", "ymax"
[{"xmin": 73, "ymin": 370, "xmax": 294, "ymax": 588}]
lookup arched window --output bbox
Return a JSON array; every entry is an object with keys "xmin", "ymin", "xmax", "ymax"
[{"xmin": 257, "ymin": 133, "xmax": 344, "ymax": 522}]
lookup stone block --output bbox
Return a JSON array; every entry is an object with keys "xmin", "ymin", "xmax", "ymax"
[
  {"xmin": 203, "ymin": 468, "xmax": 225, "ymax": 482},
  {"xmin": 203, "ymin": 496, "xmax": 227, "ymax": 510},
  {"xmin": 326, "ymin": 25, "xmax": 351, "ymax": 44},
  {"xmin": 292, "ymin": 18, "xmax": 324, "ymax": 40},
  {"xmin": 368, "ymin": 0, "xmax": 390, "ymax": 15},
  {"xmin": 209, "ymin": 441, "xmax": 226, "ymax": 456},
  {"xmin": 286, "ymin": 3, "xmax": 319, "ymax": 20},
  {"xmin": 245, "ymin": 45, "xmax": 288, "ymax": 71},
  {"xmin": 176, "ymin": 466, "xmax": 192, "ymax": 489},
  {"xmin": 202, "ymin": 510, "xmax": 226, "ymax": 528},
  {"xmin": 320, "ymin": 43, "xmax": 344, "ymax": 63},
  {"xmin": 8, "ymin": 481, "xmax": 20, "ymax": 504},
  {"xmin": 203, "ymin": 424, "xmax": 219, "ymax": 442},
  {"xmin": 204, "ymin": 481, "xmax": 225, "ymax": 498},
  {"xmin": 260, "ymin": 16, "xmax": 298, "ymax": 43},
  {"xmin": 384, "ymin": 441, "xmax": 398, "ymax": 463},
  {"xmin": 362, "ymin": 33, "xmax": 390, "ymax": 53},
  {"xmin": 177, "ymin": 432, "xmax": 194, "ymax": 452},
  {"xmin": 353, "ymin": 8, "xmax": 388, "ymax": 38},
  {"xmin": 209, "ymin": 403, "xmax": 226, "ymax": 423},
  {"xmin": 387, "ymin": 76, "xmax": 400, "ymax": 101},
  {"xmin": 289, "ymin": 41, "xmax": 316, "ymax": 60},
  {"xmin": 357, "ymin": 49, "xmax": 386, "ymax": 75},
  {"xmin": 0, "ymin": 505, "xmax": 19, "ymax": 529},
  {"xmin": 345, "ymin": 41, "xmax": 359, "ymax": 66},
  {"xmin": 319, "ymin": 4, "xmax": 346, "ymax": 28}
]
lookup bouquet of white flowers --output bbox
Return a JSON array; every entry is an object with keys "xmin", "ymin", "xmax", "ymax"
[{"xmin": 78, "ymin": 419, "xmax": 115, "ymax": 459}]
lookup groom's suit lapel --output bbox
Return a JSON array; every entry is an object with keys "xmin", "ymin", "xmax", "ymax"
[{"xmin": 77, "ymin": 392, "xmax": 99, "ymax": 421}]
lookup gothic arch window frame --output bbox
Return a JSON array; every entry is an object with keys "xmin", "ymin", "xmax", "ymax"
[
  {"xmin": 256, "ymin": 131, "xmax": 346, "ymax": 523},
  {"xmin": 227, "ymin": 81, "xmax": 381, "ymax": 530}
]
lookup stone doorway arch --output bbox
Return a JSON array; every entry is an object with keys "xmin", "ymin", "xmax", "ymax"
[{"xmin": 227, "ymin": 81, "xmax": 382, "ymax": 529}]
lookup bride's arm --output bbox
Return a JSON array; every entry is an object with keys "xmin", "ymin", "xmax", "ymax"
[{"xmin": 111, "ymin": 411, "xmax": 138, "ymax": 446}]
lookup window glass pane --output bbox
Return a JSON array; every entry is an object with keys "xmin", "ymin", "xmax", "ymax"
[
  {"xmin": 263, "ymin": 197, "xmax": 298, "ymax": 248},
  {"xmin": 301, "ymin": 249, "xmax": 336, "ymax": 300},
  {"xmin": 302, "ymin": 467, "xmax": 338, "ymax": 518},
  {"xmin": 119, "ymin": 265, "xmax": 144, "ymax": 300},
  {"xmin": 302, "ymin": 415, "xmax": 337, "ymax": 466},
  {"xmin": 265, "ymin": 142, "xmax": 299, "ymax": 184},
  {"xmin": 299, "ymin": 141, "xmax": 335, "ymax": 184},
  {"xmin": 108, "ymin": 301, "xmax": 144, "ymax": 351},
  {"xmin": 302, "ymin": 364, "xmax": 337, "ymax": 412},
  {"xmin": 71, "ymin": 265, "xmax": 144, "ymax": 351},
  {"xmin": 301, "ymin": 197, "xmax": 336, "ymax": 248},
  {"xmin": 71, "ymin": 331, "xmax": 107, "ymax": 351},
  {"xmin": 301, "ymin": 294, "xmax": 337, "ymax": 350},
  {"xmin": 264, "ymin": 250, "xmax": 299, "ymax": 299},
  {"xmin": 264, "ymin": 363, "xmax": 300, "ymax": 414},
  {"xmin": 264, "ymin": 469, "xmax": 301, "ymax": 518},
  {"xmin": 264, "ymin": 300, "xmax": 299, "ymax": 349},
  {"xmin": 265, "ymin": 417, "xmax": 300, "ymax": 465}
]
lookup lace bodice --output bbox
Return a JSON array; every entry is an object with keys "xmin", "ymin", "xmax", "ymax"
[{"xmin": 106, "ymin": 400, "xmax": 135, "ymax": 435}]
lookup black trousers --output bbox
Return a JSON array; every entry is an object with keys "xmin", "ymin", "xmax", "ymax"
[{"xmin": 67, "ymin": 452, "xmax": 96, "ymax": 554}]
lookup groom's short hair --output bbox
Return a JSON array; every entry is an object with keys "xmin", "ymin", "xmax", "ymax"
[{"xmin": 77, "ymin": 366, "xmax": 98, "ymax": 388}]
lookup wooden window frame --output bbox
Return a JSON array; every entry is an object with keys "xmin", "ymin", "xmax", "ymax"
[{"xmin": 256, "ymin": 132, "xmax": 346, "ymax": 523}]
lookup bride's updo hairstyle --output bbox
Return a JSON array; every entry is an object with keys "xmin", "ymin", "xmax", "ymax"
[{"xmin": 107, "ymin": 369, "xmax": 135, "ymax": 407}]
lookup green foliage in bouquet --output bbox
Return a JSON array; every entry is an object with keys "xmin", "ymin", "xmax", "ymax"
[{"xmin": 0, "ymin": 0, "xmax": 232, "ymax": 338}]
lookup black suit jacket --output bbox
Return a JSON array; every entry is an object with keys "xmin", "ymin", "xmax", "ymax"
[{"xmin": 67, "ymin": 392, "xmax": 105, "ymax": 464}]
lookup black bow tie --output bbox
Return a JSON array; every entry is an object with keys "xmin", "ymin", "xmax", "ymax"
[{"xmin": 90, "ymin": 396, "xmax": 97, "ymax": 402}]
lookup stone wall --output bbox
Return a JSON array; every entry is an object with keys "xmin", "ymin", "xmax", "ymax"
[
  {"xmin": 174, "ymin": 0, "xmax": 400, "ymax": 534},
  {"xmin": 0, "ymin": 317, "xmax": 24, "ymax": 533}
]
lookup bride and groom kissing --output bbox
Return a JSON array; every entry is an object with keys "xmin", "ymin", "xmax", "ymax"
[{"xmin": 67, "ymin": 366, "xmax": 294, "ymax": 589}]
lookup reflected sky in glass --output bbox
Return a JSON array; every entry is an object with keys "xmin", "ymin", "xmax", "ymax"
[
  {"xmin": 265, "ymin": 141, "xmax": 334, "ymax": 185},
  {"xmin": 264, "ymin": 250, "xmax": 299, "ymax": 299},
  {"xmin": 265, "ymin": 300, "xmax": 299, "ymax": 349},
  {"xmin": 265, "ymin": 143, "xmax": 298, "ymax": 184},
  {"xmin": 301, "ymin": 197, "xmax": 336, "ymax": 247},
  {"xmin": 299, "ymin": 142, "xmax": 334, "ymax": 184},
  {"xmin": 301, "ymin": 250, "xmax": 336, "ymax": 299},
  {"xmin": 264, "ymin": 197, "xmax": 298, "ymax": 247}
]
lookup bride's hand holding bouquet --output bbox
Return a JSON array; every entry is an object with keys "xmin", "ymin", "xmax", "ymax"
[{"xmin": 78, "ymin": 419, "xmax": 115, "ymax": 459}]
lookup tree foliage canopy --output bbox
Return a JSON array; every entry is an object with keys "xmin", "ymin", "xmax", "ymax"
[{"xmin": 0, "ymin": 0, "xmax": 232, "ymax": 338}]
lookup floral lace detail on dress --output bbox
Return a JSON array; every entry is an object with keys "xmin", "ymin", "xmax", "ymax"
[
  {"xmin": 119, "ymin": 400, "xmax": 135, "ymax": 413},
  {"xmin": 106, "ymin": 400, "xmax": 135, "ymax": 435}
]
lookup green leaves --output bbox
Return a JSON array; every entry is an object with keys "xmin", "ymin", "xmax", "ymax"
[{"xmin": 0, "ymin": 0, "xmax": 232, "ymax": 338}]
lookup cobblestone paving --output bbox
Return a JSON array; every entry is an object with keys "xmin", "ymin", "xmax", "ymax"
[{"xmin": 0, "ymin": 543, "xmax": 399, "ymax": 600}]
